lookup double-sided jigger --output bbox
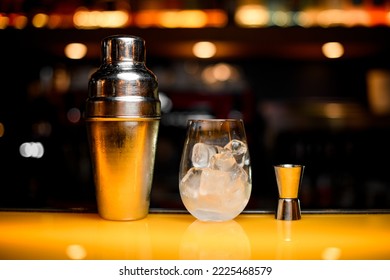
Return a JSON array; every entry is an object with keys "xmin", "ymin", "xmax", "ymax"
[{"xmin": 274, "ymin": 164, "xmax": 305, "ymax": 220}]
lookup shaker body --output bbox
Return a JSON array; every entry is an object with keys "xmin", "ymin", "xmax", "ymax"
[
  {"xmin": 86, "ymin": 118, "xmax": 159, "ymax": 220},
  {"xmin": 86, "ymin": 35, "xmax": 160, "ymax": 220}
]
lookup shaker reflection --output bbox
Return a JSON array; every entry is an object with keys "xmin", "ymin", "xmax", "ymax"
[
  {"xmin": 179, "ymin": 219, "xmax": 250, "ymax": 259},
  {"xmin": 91, "ymin": 218, "xmax": 152, "ymax": 259}
]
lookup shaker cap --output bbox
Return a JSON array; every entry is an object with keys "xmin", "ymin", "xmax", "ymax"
[
  {"xmin": 86, "ymin": 34, "xmax": 160, "ymax": 119},
  {"xmin": 102, "ymin": 35, "xmax": 145, "ymax": 64}
]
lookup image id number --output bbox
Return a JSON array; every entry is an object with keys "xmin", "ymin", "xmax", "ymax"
[{"xmin": 212, "ymin": 266, "xmax": 272, "ymax": 276}]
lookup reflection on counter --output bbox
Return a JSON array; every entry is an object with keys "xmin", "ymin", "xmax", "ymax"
[
  {"xmin": 1, "ymin": 211, "xmax": 390, "ymax": 260},
  {"xmin": 180, "ymin": 220, "xmax": 251, "ymax": 259}
]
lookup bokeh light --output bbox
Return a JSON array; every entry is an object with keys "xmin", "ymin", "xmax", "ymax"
[
  {"xmin": 192, "ymin": 41, "xmax": 216, "ymax": 58},
  {"xmin": 322, "ymin": 42, "xmax": 344, "ymax": 59},
  {"xmin": 64, "ymin": 43, "xmax": 88, "ymax": 60},
  {"xmin": 19, "ymin": 142, "xmax": 45, "ymax": 159}
]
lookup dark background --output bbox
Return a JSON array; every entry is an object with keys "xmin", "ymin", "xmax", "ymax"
[{"xmin": 1, "ymin": 0, "xmax": 390, "ymax": 212}]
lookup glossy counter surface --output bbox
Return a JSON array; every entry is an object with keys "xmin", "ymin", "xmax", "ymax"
[{"xmin": 1, "ymin": 211, "xmax": 389, "ymax": 260}]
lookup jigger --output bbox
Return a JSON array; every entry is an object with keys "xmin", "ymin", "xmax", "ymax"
[{"xmin": 274, "ymin": 164, "xmax": 305, "ymax": 220}]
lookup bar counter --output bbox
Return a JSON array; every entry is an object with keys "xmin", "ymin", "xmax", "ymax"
[{"xmin": 1, "ymin": 210, "xmax": 389, "ymax": 260}]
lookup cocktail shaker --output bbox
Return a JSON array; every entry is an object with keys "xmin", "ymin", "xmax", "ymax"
[{"xmin": 85, "ymin": 35, "xmax": 160, "ymax": 221}]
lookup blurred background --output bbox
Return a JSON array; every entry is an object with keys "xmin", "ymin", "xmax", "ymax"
[{"xmin": 1, "ymin": 0, "xmax": 390, "ymax": 212}]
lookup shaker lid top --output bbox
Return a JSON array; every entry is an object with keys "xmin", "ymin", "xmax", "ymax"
[{"xmin": 102, "ymin": 35, "xmax": 145, "ymax": 64}]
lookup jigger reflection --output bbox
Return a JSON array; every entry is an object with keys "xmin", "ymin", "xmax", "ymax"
[{"xmin": 274, "ymin": 164, "xmax": 305, "ymax": 220}]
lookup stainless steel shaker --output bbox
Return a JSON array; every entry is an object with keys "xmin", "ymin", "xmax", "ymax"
[{"xmin": 85, "ymin": 35, "xmax": 160, "ymax": 221}]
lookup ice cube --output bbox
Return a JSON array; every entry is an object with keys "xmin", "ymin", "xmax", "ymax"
[
  {"xmin": 191, "ymin": 143, "xmax": 221, "ymax": 168},
  {"xmin": 180, "ymin": 167, "xmax": 203, "ymax": 199},
  {"xmin": 199, "ymin": 163, "xmax": 248, "ymax": 196},
  {"xmin": 196, "ymin": 166, "xmax": 249, "ymax": 216},
  {"xmin": 228, "ymin": 166, "xmax": 248, "ymax": 193},
  {"xmin": 209, "ymin": 151, "xmax": 236, "ymax": 172},
  {"xmin": 224, "ymin": 139, "xmax": 248, "ymax": 167},
  {"xmin": 199, "ymin": 168, "xmax": 231, "ymax": 196},
  {"xmin": 181, "ymin": 139, "xmax": 251, "ymax": 221}
]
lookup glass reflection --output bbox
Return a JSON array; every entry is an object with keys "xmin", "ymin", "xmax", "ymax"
[{"xmin": 180, "ymin": 219, "xmax": 250, "ymax": 259}]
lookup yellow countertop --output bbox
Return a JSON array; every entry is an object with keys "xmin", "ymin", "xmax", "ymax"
[{"xmin": 1, "ymin": 210, "xmax": 389, "ymax": 260}]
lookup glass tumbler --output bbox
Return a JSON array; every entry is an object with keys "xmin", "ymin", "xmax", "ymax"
[{"xmin": 179, "ymin": 119, "xmax": 252, "ymax": 222}]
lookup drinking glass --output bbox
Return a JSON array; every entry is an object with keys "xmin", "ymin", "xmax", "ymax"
[{"xmin": 179, "ymin": 119, "xmax": 252, "ymax": 222}]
